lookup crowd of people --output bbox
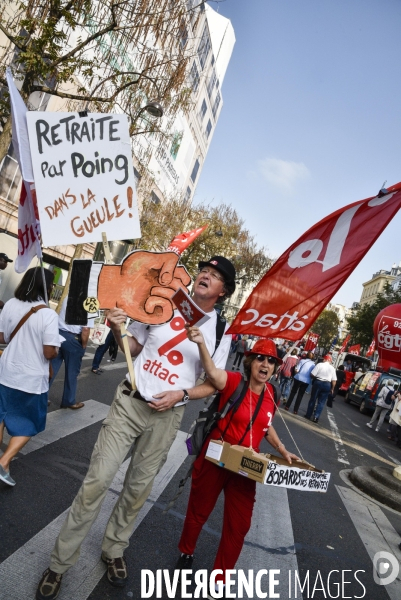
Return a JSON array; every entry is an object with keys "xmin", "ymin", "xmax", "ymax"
[{"xmin": 0, "ymin": 253, "xmax": 400, "ymax": 599}]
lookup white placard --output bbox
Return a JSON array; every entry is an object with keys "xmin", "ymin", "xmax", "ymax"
[
  {"xmin": 206, "ymin": 440, "xmax": 223, "ymax": 461},
  {"xmin": 264, "ymin": 462, "xmax": 330, "ymax": 493},
  {"xmin": 26, "ymin": 112, "xmax": 141, "ymax": 247}
]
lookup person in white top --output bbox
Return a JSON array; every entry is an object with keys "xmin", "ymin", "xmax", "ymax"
[
  {"xmin": 37, "ymin": 255, "xmax": 235, "ymax": 599},
  {"xmin": 305, "ymin": 355, "xmax": 337, "ymax": 423},
  {"xmin": 366, "ymin": 379, "xmax": 395, "ymax": 432},
  {"xmin": 0, "ymin": 267, "xmax": 59, "ymax": 487}
]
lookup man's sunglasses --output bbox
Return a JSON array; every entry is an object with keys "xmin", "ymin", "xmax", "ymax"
[{"xmin": 255, "ymin": 354, "xmax": 277, "ymax": 365}]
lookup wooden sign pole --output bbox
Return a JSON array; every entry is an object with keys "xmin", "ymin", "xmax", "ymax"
[{"xmin": 101, "ymin": 232, "xmax": 136, "ymax": 389}]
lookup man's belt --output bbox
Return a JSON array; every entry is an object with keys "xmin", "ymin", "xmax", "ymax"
[{"xmin": 122, "ymin": 379, "xmax": 148, "ymax": 403}]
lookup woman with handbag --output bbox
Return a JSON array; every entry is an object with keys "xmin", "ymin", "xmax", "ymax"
[
  {"xmin": 0, "ymin": 267, "xmax": 60, "ymax": 487},
  {"xmin": 175, "ymin": 332, "xmax": 300, "ymax": 599}
]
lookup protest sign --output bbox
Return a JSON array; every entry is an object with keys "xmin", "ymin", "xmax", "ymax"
[
  {"xmin": 264, "ymin": 461, "xmax": 330, "ymax": 492},
  {"xmin": 26, "ymin": 112, "xmax": 140, "ymax": 247}
]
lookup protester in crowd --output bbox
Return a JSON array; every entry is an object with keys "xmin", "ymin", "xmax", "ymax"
[
  {"xmin": 230, "ymin": 333, "xmax": 239, "ymax": 356},
  {"xmin": 278, "ymin": 348, "xmax": 298, "ymax": 401},
  {"xmin": 388, "ymin": 390, "xmax": 401, "ymax": 446},
  {"xmin": 305, "ymin": 355, "xmax": 336, "ymax": 423},
  {"xmin": 50, "ymin": 297, "xmax": 93, "ymax": 409},
  {"xmin": 0, "ymin": 252, "xmax": 13, "ymax": 309},
  {"xmin": 91, "ymin": 329, "xmax": 117, "ymax": 374},
  {"xmin": 36, "ymin": 255, "xmax": 235, "ymax": 599},
  {"xmin": 366, "ymin": 380, "xmax": 395, "ymax": 432},
  {"xmin": 0, "ymin": 267, "xmax": 59, "ymax": 487},
  {"xmin": 175, "ymin": 333, "xmax": 299, "ymax": 599},
  {"xmin": 326, "ymin": 365, "xmax": 346, "ymax": 408},
  {"xmin": 344, "ymin": 359, "xmax": 353, "ymax": 372},
  {"xmin": 285, "ymin": 352, "xmax": 315, "ymax": 414},
  {"xmin": 232, "ymin": 335, "xmax": 247, "ymax": 370}
]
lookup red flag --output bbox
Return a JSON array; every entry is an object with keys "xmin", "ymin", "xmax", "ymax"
[
  {"xmin": 339, "ymin": 334, "xmax": 351, "ymax": 353},
  {"xmin": 304, "ymin": 332, "xmax": 320, "ymax": 352},
  {"xmin": 167, "ymin": 225, "xmax": 208, "ymax": 255},
  {"xmin": 348, "ymin": 344, "xmax": 361, "ymax": 355},
  {"xmin": 227, "ymin": 183, "xmax": 401, "ymax": 340},
  {"xmin": 366, "ymin": 339, "xmax": 375, "ymax": 357}
]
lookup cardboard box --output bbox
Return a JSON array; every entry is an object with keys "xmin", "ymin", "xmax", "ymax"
[
  {"xmin": 205, "ymin": 440, "xmax": 326, "ymax": 489},
  {"xmin": 205, "ymin": 440, "xmax": 270, "ymax": 484}
]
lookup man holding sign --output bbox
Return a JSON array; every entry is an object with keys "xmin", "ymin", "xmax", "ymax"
[{"xmin": 37, "ymin": 255, "xmax": 235, "ymax": 599}]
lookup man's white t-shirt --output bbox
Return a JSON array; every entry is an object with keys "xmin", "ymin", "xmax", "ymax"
[
  {"xmin": 311, "ymin": 362, "xmax": 337, "ymax": 383},
  {"xmin": 0, "ymin": 298, "xmax": 60, "ymax": 394},
  {"xmin": 127, "ymin": 310, "xmax": 231, "ymax": 405}
]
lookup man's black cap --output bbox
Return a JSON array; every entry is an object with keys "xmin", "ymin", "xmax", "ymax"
[
  {"xmin": 0, "ymin": 253, "xmax": 13, "ymax": 263},
  {"xmin": 198, "ymin": 256, "xmax": 236, "ymax": 284}
]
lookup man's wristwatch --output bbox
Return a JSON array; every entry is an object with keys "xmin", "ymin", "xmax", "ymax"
[{"xmin": 182, "ymin": 389, "xmax": 189, "ymax": 402}]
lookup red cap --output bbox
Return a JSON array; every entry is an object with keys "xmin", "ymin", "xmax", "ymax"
[
  {"xmin": 323, "ymin": 354, "xmax": 332, "ymax": 362},
  {"xmin": 245, "ymin": 338, "xmax": 283, "ymax": 365}
]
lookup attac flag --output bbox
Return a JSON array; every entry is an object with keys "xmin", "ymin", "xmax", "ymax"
[
  {"xmin": 366, "ymin": 339, "xmax": 376, "ymax": 357},
  {"xmin": 339, "ymin": 334, "xmax": 351, "ymax": 353},
  {"xmin": 227, "ymin": 182, "xmax": 401, "ymax": 340},
  {"xmin": 304, "ymin": 332, "xmax": 320, "ymax": 352},
  {"xmin": 6, "ymin": 68, "xmax": 42, "ymax": 273},
  {"xmin": 167, "ymin": 225, "xmax": 208, "ymax": 256},
  {"xmin": 348, "ymin": 344, "xmax": 361, "ymax": 355}
]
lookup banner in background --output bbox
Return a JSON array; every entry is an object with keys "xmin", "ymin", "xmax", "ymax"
[
  {"xmin": 227, "ymin": 183, "xmax": 401, "ymax": 340},
  {"xmin": 366, "ymin": 339, "xmax": 376, "ymax": 357},
  {"xmin": 348, "ymin": 344, "xmax": 361, "ymax": 355},
  {"xmin": 6, "ymin": 68, "xmax": 42, "ymax": 273},
  {"xmin": 304, "ymin": 332, "xmax": 320, "ymax": 352},
  {"xmin": 167, "ymin": 225, "xmax": 208, "ymax": 255}
]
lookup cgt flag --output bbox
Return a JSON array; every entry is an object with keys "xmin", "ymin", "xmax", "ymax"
[
  {"xmin": 366, "ymin": 339, "xmax": 376, "ymax": 357},
  {"xmin": 6, "ymin": 68, "xmax": 42, "ymax": 273},
  {"xmin": 348, "ymin": 344, "xmax": 361, "ymax": 355},
  {"xmin": 227, "ymin": 182, "xmax": 401, "ymax": 340},
  {"xmin": 167, "ymin": 225, "xmax": 208, "ymax": 256},
  {"xmin": 339, "ymin": 334, "xmax": 351, "ymax": 353},
  {"xmin": 304, "ymin": 332, "xmax": 320, "ymax": 352}
]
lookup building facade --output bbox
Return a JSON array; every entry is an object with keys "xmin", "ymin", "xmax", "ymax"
[
  {"xmin": 359, "ymin": 263, "xmax": 401, "ymax": 307},
  {"xmin": 0, "ymin": 2, "xmax": 235, "ymax": 288}
]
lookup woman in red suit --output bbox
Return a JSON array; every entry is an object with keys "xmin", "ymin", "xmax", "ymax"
[{"xmin": 175, "ymin": 333, "xmax": 300, "ymax": 599}]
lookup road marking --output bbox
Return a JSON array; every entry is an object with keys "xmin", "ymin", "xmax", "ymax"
[
  {"xmin": 3, "ymin": 400, "xmax": 110, "ymax": 454},
  {"xmin": 327, "ymin": 409, "xmax": 350, "ymax": 465},
  {"xmin": 236, "ymin": 485, "xmax": 300, "ymax": 597},
  {"xmin": 336, "ymin": 485, "xmax": 401, "ymax": 600},
  {"xmin": 0, "ymin": 431, "xmax": 188, "ymax": 600}
]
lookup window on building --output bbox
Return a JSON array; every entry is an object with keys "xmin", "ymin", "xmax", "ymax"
[
  {"xmin": 205, "ymin": 119, "xmax": 212, "ymax": 139},
  {"xmin": 189, "ymin": 62, "xmax": 200, "ymax": 93},
  {"xmin": 198, "ymin": 24, "xmax": 211, "ymax": 70},
  {"xmin": 198, "ymin": 98, "xmax": 207, "ymax": 122},
  {"xmin": 178, "ymin": 19, "xmax": 188, "ymax": 49},
  {"xmin": 207, "ymin": 69, "xmax": 217, "ymax": 98},
  {"xmin": 190, "ymin": 158, "xmax": 200, "ymax": 183},
  {"xmin": 183, "ymin": 186, "xmax": 191, "ymax": 205},
  {"xmin": 150, "ymin": 191, "xmax": 161, "ymax": 204},
  {"xmin": 0, "ymin": 143, "xmax": 21, "ymax": 203},
  {"xmin": 212, "ymin": 91, "xmax": 221, "ymax": 118}
]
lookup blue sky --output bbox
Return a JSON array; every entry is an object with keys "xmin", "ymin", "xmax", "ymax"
[{"xmin": 195, "ymin": 0, "xmax": 401, "ymax": 308}]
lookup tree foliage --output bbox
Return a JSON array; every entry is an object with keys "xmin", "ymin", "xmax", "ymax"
[
  {"xmin": 311, "ymin": 309, "xmax": 340, "ymax": 352},
  {"xmin": 0, "ymin": 0, "xmax": 206, "ymax": 161},
  {"xmin": 347, "ymin": 282, "xmax": 401, "ymax": 347},
  {"xmin": 134, "ymin": 196, "xmax": 272, "ymax": 282}
]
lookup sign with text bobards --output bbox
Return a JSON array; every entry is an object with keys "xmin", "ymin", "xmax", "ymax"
[
  {"xmin": 228, "ymin": 183, "xmax": 401, "ymax": 340},
  {"xmin": 26, "ymin": 112, "xmax": 140, "ymax": 247}
]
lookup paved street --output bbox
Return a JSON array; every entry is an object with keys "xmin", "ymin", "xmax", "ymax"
[{"xmin": 1, "ymin": 347, "xmax": 401, "ymax": 599}]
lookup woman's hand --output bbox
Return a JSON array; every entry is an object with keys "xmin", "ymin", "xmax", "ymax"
[
  {"xmin": 279, "ymin": 449, "xmax": 301, "ymax": 465},
  {"xmin": 186, "ymin": 325, "xmax": 204, "ymax": 346}
]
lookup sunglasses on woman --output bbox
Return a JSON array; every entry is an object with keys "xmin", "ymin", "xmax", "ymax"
[{"xmin": 255, "ymin": 354, "xmax": 277, "ymax": 365}]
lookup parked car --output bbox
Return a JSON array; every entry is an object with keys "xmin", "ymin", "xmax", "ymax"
[
  {"xmin": 333, "ymin": 352, "xmax": 372, "ymax": 394},
  {"xmin": 344, "ymin": 367, "xmax": 401, "ymax": 414}
]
